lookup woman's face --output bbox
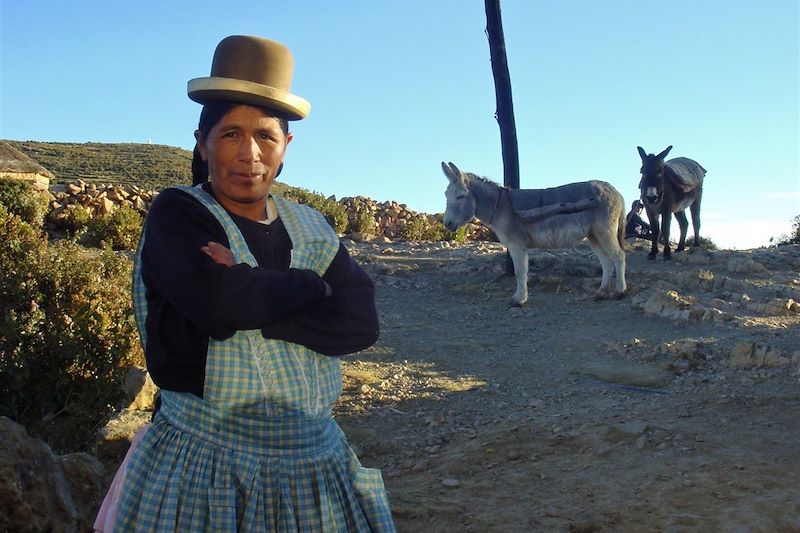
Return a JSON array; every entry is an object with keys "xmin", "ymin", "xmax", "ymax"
[{"xmin": 196, "ymin": 104, "xmax": 292, "ymax": 220}]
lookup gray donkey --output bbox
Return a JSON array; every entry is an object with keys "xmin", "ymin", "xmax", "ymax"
[{"xmin": 441, "ymin": 162, "xmax": 627, "ymax": 306}]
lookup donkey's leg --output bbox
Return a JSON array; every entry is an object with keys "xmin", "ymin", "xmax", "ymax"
[
  {"xmin": 675, "ymin": 211, "xmax": 689, "ymax": 252},
  {"xmin": 507, "ymin": 245, "xmax": 529, "ymax": 307},
  {"xmin": 606, "ymin": 233, "xmax": 627, "ymax": 298},
  {"xmin": 590, "ymin": 231, "xmax": 627, "ymax": 299},
  {"xmin": 661, "ymin": 211, "xmax": 673, "ymax": 260},
  {"xmin": 646, "ymin": 209, "xmax": 660, "ymax": 260},
  {"xmin": 690, "ymin": 191, "xmax": 702, "ymax": 246},
  {"xmin": 587, "ymin": 235, "xmax": 613, "ymax": 299}
]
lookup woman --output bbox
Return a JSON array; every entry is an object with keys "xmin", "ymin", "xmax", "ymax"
[
  {"xmin": 97, "ymin": 35, "xmax": 395, "ymax": 532},
  {"xmin": 625, "ymin": 199, "xmax": 653, "ymax": 240}
]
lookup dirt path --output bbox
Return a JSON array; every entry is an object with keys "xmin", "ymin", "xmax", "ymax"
[{"xmin": 335, "ymin": 240, "xmax": 800, "ymax": 532}]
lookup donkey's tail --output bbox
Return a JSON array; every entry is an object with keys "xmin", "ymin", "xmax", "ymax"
[{"xmin": 617, "ymin": 209, "xmax": 628, "ymax": 252}]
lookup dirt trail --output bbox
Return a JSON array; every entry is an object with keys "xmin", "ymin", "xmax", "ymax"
[{"xmin": 335, "ymin": 240, "xmax": 800, "ymax": 532}]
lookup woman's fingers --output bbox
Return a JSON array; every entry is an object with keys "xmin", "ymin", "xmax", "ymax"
[{"xmin": 202, "ymin": 241, "xmax": 235, "ymax": 267}]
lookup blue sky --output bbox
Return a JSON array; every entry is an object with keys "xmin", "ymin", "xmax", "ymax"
[{"xmin": 2, "ymin": 1, "xmax": 798, "ymax": 249}]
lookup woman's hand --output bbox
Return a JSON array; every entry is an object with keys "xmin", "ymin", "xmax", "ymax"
[{"xmin": 201, "ymin": 241, "xmax": 235, "ymax": 267}]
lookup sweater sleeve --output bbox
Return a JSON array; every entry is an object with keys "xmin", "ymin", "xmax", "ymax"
[
  {"xmin": 140, "ymin": 188, "xmax": 328, "ymax": 340},
  {"xmin": 260, "ymin": 243, "xmax": 380, "ymax": 355}
]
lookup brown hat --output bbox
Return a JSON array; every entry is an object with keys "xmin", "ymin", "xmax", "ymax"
[{"xmin": 187, "ymin": 35, "xmax": 310, "ymax": 120}]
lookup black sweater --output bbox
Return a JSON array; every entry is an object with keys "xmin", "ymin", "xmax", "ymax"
[{"xmin": 140, "ymin": 186, "xmax": 379, "ymax": 397}]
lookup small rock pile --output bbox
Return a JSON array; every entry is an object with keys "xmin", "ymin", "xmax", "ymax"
[
  {"xmin": 339, "ymin": 195, "xmax": 490, "ymax": 242},
  {"xmin": 631, "ymin": 270, "xmax": 800, "ymax": 327},
  {"xmin": 47, "ymin": 179, "xmax": 157, "ymax": 221}
]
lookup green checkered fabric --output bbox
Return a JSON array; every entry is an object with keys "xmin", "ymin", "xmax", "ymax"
[
  {"xmin": 131, "ymin": 225, "xmax": 148, "ymax": 350},
  {"xmin": 121, "ymin": 186, "xmax": 395, "ymax": 532}
]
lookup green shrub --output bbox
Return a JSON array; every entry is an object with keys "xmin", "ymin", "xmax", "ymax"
[
  {"xmin": 775, "ymin": 215, "xmax": 800, "ymax": 245},
  {"xmin": 326, "ymin": 207, "xmax": 349, "ymax": 236},
  {"xmin": 86, "ymin": 205, "xmax": 143, "ymax": 250},
  {"xmin": 350, "ymin": 207, "xmax": 378, "ymax": 236},
  {"xmin": 424, "ymin": 214, "xmax": 469, "ymax": 243},
  {"xmin": 279, "ymin": 187, "xmax": 348, "ymax": 234},
  {"xmin": 54, "ymin": 205, "xmax": 93, "ymax": 236},
  {"xmin": 443, "ymin": 224, "xmax": 470, "ymax": 244},
  {"xmin": 0, "ymin": 208, "xmax": 143, "ymax": 452},
  {"xmin": 696, "ymin": 236, "xmax": 718, "ymax": 250},
  {"xmin": 403, "ymin": 216, "xmax": 446, "ymax": 242},
  {"xmin": 0, "ymin": 177, "xmax": 49, "ymax": 227},
  {"xmin": 399, "ymin": 216, "xmax": 469, "ymax": 243},
  {"xmin": 402, "ymin": 217, "xmax": 428, "ymax": 242}
]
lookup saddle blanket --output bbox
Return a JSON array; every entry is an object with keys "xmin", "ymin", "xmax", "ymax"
[
  {"xmin": 509, "ymin": 181, "xmax": 600, "ymax": 213},
  {"xmin": 665, "ymin": 157, "xmax": 706, "ymax": 193}
]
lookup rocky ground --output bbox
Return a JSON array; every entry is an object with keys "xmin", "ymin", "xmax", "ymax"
[
  {"xmin": 21, "ymin": 238, "xmax": 796, "ymax": 532},
  {"xmin": 333, "ymin": 239, "xmax": 800, "ymax": 532}
]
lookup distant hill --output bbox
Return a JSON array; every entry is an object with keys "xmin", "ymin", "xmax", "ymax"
[
  {"xmin": 4, "ymin": 140, "xmax": 296, "ymax": 195},
  {"xmin": 4, "ymin": 140, "xmax": 193, "ymax": 191}
]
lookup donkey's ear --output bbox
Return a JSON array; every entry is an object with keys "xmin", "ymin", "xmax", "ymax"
[
  {"xmin": 441, "ymin": 161, "xmax": 451, "ymax": 178},
  {"xmin": 637, "ymin": 146, "xmax": 647, "ymax": 160},
  {"xmin": 442, "ymin": 161, "xmax": 457, "ymax": 182},
  {"xmin": 657, "ymin": 146, "xmax": 673, "ymax": 160},
  {"xmin": 444, "ymin": 162, "xmax": 462, "ymax": 183}
]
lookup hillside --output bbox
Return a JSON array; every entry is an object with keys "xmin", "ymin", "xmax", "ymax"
[
  {"xmin": 5, "ymin": 140, "xmax": 313, "ymax": 200},
  {"xmin": 5, "ymin": 140, "xmax": 194, "ymax": 191}
]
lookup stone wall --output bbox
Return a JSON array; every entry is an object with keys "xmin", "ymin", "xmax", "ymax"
[
  {"xmin": 47, "ymin": 179, "xmax": 156, "ymax": 221},
  {"xmin": 44, "ymin": 180, "xmax": 493, "ymax": 242},
  {"xmin": 339, "ymin": 195, "xmax": 491, "ymax": 242}
]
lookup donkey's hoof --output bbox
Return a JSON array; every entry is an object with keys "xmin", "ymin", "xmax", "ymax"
[
  {"xmin": 509, "ymin": 298, "xmax": 527, "ymax": 308},
  {"xmin": 593, "ymin": 290, "xmax": 610, "ymax": 301},
  {"xmin": 647, "ymin": 253, "xmax": 657, "ymax": 261},
  {"xmin": 609, "ymin": 290, "xmax": 626, "ymax": 300}
]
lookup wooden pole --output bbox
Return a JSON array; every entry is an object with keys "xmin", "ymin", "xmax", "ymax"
[
  {"xmin": 484, "ymin": 0, "xmax": 520, "ymax": 190},
  {"xmin": 485, "ymin": 0, "xmax": 520, "ymax": 274}
]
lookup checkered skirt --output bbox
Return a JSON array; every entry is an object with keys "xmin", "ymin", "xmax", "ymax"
[
  {"xmin": 118, "ymin": 186, "xmax": 394, "ymax": 532},
  {"xmin": 114, "ymin": 391, "xmax": 393, "ymax": 532}
]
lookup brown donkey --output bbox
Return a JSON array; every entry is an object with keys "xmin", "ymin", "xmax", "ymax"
[{"xmin": 637, "ymin": 146, "xmax": 706, "ymax": 260}]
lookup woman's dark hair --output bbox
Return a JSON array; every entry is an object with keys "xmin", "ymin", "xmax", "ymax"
[{"xmin": 191, "ymin": 101, "xmax": 290, "ymax": 185}]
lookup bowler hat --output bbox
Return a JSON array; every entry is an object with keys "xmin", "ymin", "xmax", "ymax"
[{"xmin": 188, "ymin": 35, "xmax": 310, "ymax": 120}]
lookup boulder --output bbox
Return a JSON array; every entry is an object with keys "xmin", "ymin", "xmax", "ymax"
[
  {"xmin": 726, "ymin": 255, "xmax": 769, "ymax": 274},
  {"xmin": 97, "ymin": 197, "xmax": 115, "ymax": 215},
  {"xmin": 640, "ymin": 289, "xmax": 694, "ymax": 321},
  {"xmin": 729, "ymin": 342, "xmax": 792, "ymax": 369},
  {"xmin": 0, "ymin": 417, "xmax": 103, "ymax": 533},
  {"xmin": 121, "ymin": 366, "xmax": 158, "ymax": 411}
]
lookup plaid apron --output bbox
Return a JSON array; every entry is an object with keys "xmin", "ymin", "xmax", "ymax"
[{"xmin": 117, "ymin": 185, "xmax": 395, "ymax": 532}]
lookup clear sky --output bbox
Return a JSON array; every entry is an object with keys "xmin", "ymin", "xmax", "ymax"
[{"xmin": 2, "ymin": 1, "xmax": 798, "ymax": 249}]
